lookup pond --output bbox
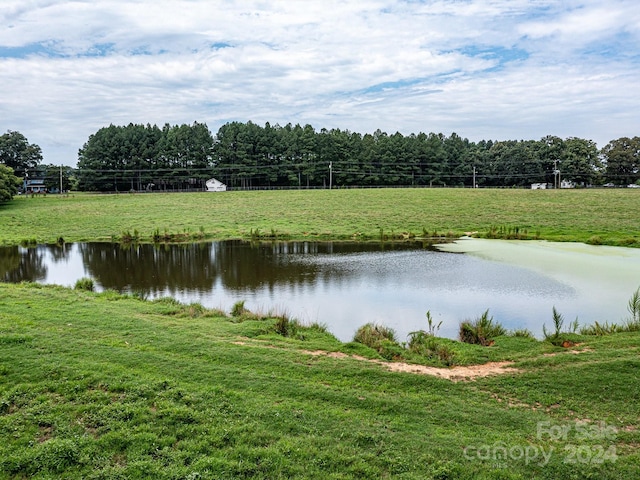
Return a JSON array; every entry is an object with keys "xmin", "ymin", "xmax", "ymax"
[{"xmin": 2, "ymin": 239, "xmax": 639, "ymax": 342}]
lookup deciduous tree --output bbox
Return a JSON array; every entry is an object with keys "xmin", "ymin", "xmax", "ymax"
[
  {"xmin": 0, "ymin": 164, "xmax": 20, "ymax": 203},
  {"xmin": 0, "ymin": 130, "xmax": 43, "ymax": 178}
]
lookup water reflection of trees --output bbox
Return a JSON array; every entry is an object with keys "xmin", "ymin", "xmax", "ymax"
[
  {"xmin": 80, "ymin": 243, "xmax": 213, "ymax": 294},
  {"xmin": 0, "ymin": 246, "xmax": 47, "ymax": 282},
  {"xmin": 0, "ymin": 240, "xmax": 435, "ymax": 294},
  {"xmin": 77, "ymin": 241, "xmax": 314, "ymax": 294}
]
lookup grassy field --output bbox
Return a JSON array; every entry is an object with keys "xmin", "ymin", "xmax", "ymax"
[
  {"xmin": 1, "ymin": 188, "xmax": 639, "ymax": 478},
  {"xmin": 0, "ymin": 282, "xmax": 638, "ymax": 479},
  {"xmin": 1, "ymin": 188, "xmax": 639, "ymax": 246}
]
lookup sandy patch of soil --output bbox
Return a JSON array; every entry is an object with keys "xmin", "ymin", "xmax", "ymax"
[
  {"xmin": 301, "ymin": 349, "xmax": 518, "ymax": 381},
  {"xmin": 233, "ymin": 341, "xmax": 519, "ymax": 381},
  {"xmin": 543, "ymin": 346, "xmax": 593, "ymax": 357}
]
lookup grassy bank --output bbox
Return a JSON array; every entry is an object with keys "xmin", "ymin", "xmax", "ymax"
[
  {"xmin": 1, "ymin": 188, "xmax": 639, "ymax": 246},
  {"xmin": 0, "ymin": 282, "xmax": 639, "ymax": 479}
]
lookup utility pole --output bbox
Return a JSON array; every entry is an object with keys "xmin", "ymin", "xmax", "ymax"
[
  {"xmin": 553, "ymin": 159, "xmax": 561, "ymax": 189},
  {"xmin": 473, "ymin": 166, "xmax": 476, "ymax": 188},
  {"xmin": 60, "ymin": 165, "xmax": 63, "ymax": 193},
  {"xmin": 329, "ymin": 162, "xmax": 332, "ymax": 189}
]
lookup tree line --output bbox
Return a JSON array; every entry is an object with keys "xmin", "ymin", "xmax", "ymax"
[
  {"xmin": 76, "ymin": 122, "xmax": 214, "ymax": 192},
  {"xmin": 1, "ymin": 125, "xmax": 639, "ymax": 200},
  {"xmin": 76, "ymin": 122, "xmax": 639, "ymax": 191}
]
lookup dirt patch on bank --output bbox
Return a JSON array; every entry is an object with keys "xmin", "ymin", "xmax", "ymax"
[
  {"xmin": 232, "ymin": 340, "xmax": 519, "ymax": 381},
  {"xmin": 301, "ymin": 349, "xmax": 519, "ymax": 381}
]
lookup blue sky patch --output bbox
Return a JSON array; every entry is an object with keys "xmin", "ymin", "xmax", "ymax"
[
  {"xmin": 0, "ymin": 42, "xmax": 63, "ymax": 59},
  {"xmin": 458, "ymin": 45, "xmax": 529, "ymax": 63}
]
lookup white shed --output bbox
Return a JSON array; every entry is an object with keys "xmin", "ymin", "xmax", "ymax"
[
  {"xmin": 531, "ymin": 183, "xmax": 549, "ymax": 190},
  {"xmin": 206, "ymin": 178, "xmax": 227, "ymax": 192}
]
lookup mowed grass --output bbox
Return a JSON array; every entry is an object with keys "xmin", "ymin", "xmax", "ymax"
[
  {"xmin": 0, "ymin": 282, "xmax": 639, "ymax": 479},
  {"xmin": 1, "ymin": 188, "xmax": 639, "ymax": 246}
]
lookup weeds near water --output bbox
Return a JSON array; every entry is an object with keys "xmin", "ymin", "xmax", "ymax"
[
  {"xmin": 508, "ymin": 328, "xmax": 535, "ymax": 339},
  {"xmin": 249, "ymin": 228, "xmax": 285, "ymax": 240},
  {"xmin": 486, "ymin": 225, "xmax": 536, "ymax": 240},
  {"xmin": 273, "ymin": 315, "xmax": 298, "ymax": 337},
  {"xmin": 404, "ymin": 311, "xmax": 456, "ymax": 365},
  {"xmin": 406, "ymin": 331, "xmax": 456, "ymax": 366},
  {"xmin": 543, "ymin": 307, "xmax": 564, "ymax": 345},
  {"xmin": 543, "ymin": 307, "xmax": 581, "ymax": 346},
  {"xmin": 130, "ymin": 290, "xmax": 149, "ymax": 301},
  {"xmin": 628, "ymin": 287, "xmax": 640, "ymax": 324},
  {"xmin": 20, "ymin": 238, "xmax": 37, "ymax": 247},
  {"xmin": 580, "ymin": 321, "xmax": 623, "ymax": 336},
  {"xmin": 230, "ymin": 300, "xmax": 248, "ymax": 318},
  {"xmin": 119, "ymin": 229, "xmax": 140, "ymax": 243},
  {"xmin": 74, "ymin": 278, "xmax": 95, "ymax": 292},
  {"xmin": 586, "ymin": 235, "xmax": 603, "ymax": 245},
  {"xmin": 353, "ymin": 323, "xmax": 403, "ymax": 360},
  {"xmin": 459, "ymin": 309, "xmax": 506, "ymax": 346},
  {"xmin": 424, "ymin": 310, "xmax": 442, "ymax": 336},
  {"xmin": 580, "ymin": 287, "xmax": 640, "ymax": 335},
  {"xmin": 354, "ymin": 323, "xmax": 396, "ymax": 345}
]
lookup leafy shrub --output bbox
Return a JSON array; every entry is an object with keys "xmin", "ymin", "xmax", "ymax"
[
  {"xmin": 74, "ymin": 277, "xmax": 95, "ymax": 292},
  {"xmin": 459, "ymin": 309, "xmax": 505, "ymax": 346}
]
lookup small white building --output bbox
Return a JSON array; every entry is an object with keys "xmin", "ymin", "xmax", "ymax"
[
  {"xmin": 205, "ymin": 178, "xmax": 227, "ymax": 192},
  {"xmin": 531, "ymin": 183, "xmax": 550, "ymax": 190}
]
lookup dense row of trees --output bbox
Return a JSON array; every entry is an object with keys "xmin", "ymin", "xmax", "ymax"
[
  {"xmin": 76, "ymin": 122, "xmax": 639, "ymax": 191},
  {"xmin": 76, "ymin": 123, "xmax": 214, "ymax": 191},
  {"xmin": 213, "ymin": 122, "xmax": 607, "ymax": 188},
  {"xmin": 1, "ymin": 125, "xmax": 639, "ymax": 200}
]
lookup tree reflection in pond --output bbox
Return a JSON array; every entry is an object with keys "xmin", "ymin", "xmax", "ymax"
[{"xmin": 2, "ymin": 239, "xmax": 637, "ymax": 342}]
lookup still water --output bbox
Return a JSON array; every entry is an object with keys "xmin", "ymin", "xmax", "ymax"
[{"xmin": 2, "ymin": 239, "xmax": 639, "ymax": 341}]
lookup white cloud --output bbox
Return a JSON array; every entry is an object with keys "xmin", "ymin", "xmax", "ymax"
[{"xmin": 0, "ymin": 0, "xmax": 638, "ymax": 165}]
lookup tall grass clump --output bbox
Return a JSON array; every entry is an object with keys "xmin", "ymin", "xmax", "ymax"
[
  {"xmin": 543, "ymin": 307, "xmax": 580, "ymax": 346},
  {"xmin": 459, "ymin": 309, "xmax": 506, "ymax": 346},
  {"xmin": 627, "ymin": 286, "xmax": 640, "ymax": 326},
  {"xmin": 580, "ymin": 287, "xmax": 640, "ymax": 335},
  {"xmin": 273, "ymin": 315, "xmax": 299, "ymax": 338},
  {"xmin": 407, "ymin": 312, "xmax": 456, "ymax": 365},
  {"xmin": 508, "ymin": 328, "xmax": 535, "ymax": 339},
  {"xmin": 74, "ymin": 278, "xmax": 95, "ymax": 292},
  {"xmin": 353, "ymin": 323, "xmax": 403, "ymax": 360},
  {"xmin": 230, "ymin": 300, "xmax": 248, "ymax": 317}
]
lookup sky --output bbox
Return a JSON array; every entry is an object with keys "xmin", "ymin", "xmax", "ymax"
[{"xmin": 1, "ymin": 0, "xmax": 639, "ymax": 166}]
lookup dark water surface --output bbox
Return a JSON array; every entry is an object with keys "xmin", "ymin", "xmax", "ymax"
[{"xmin": 1, "ymin": 240, "xmax": 637, "ymax": 341}]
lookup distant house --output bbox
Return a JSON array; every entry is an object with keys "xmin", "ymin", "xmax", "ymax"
[
  {"xmin": 25, "ymin": 178, "xmax": 46, "ymax": 194},
  {"xmin": 205, "ymin": 178, "xmax": 227, "ymax": 192},
  {"xmin": 560, "ymin": 179, "xmax": 575, "ymax": 189},
  {"xmin": 531, "ymin": 183, "xmax": 550, "ymax": 190}
]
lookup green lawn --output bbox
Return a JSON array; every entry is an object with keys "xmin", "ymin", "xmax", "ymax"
[
  {"xmin": 1, "ymin": 188, "xmax": 639, "ymax": 246},
  {"xmin": 0, "ymin": 283, "xmax": 638, "ymax": 479},
  {"xmin": 1, "ymin": 188, "xmax": 639, "ymax": 478}
]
